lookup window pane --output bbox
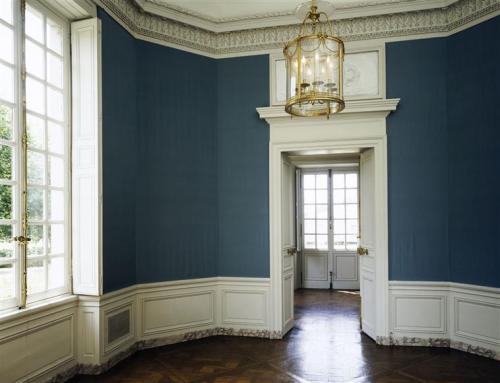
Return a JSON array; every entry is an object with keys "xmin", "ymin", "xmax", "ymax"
[
  {"xmin": 47, "ymin": 121, "xmax": 64, "ymax": 154},
  {"xmin": 346, "ymin": 235, "xmax": 358, "ymax": 250},
  {"xmin": 47, "ymin": 87, "xmax": 63, "ymax": 121},
  {"xmin": 0, "ymin": 144, "xmax": 13, "ymax": 180},
  {"xmin": 0, "ymin": 263, "xmax": 14, "ymax": 299},
  {"xmin": 27, "ymin": 258, "xmax": 45, "ymax": 295},
  {"xmin": 47, "ymin": 18, "xmax": 63, "ymax": 55},
  {"xmin": 303, "ymin": 204, "xmax": 315, "ymax": 219},
  {"xmin": 333, "ymin": 189, "xmax": 344, "ymax": 204},
  {"xmin": 0, "ymin": 185, "xmax": 12, "ymax": 219},
  {"xmin": 346, "ymin": 173, "xmax": 358, "ymax": 188},
  {"xmin": 317, "ymin": 220, "xmax": 328, "ymax": 234},
  {"xmin": 0, "ymin": 0, "xmax": 13, "ymax": 24},
  {"xmin": 303, "ymin": 174, "xmax": 315, "ymax": 189},
  {"xmin": 27, "ymin": 187, "xmax": 44, "ymax": 220},
  {"xmin": 317, "ymin": 235, "xmax": 328, "ymax": 250},
  {"xmin": 333, "ymin": 204, "xmax": 345, "ymax": 219},
  {"xmin": 346, "ymin": 204, "xmax": 358, "ymax": 219},
  {"xmin": 0, "ymin": 23, "xmax": 14, "ymax": 64},
  {"xmin": 333, "ymin": 173, "xmax": 344, "ymax": 188},
  {"xmin": 316, "ymin": 174, "xmax": 327, "ymax": 189},
  {"xmin": 304, "ymin": 190, "xmax": 315, "ymax": 204},
  {"xmin": 48, "ymin": 256, "xmax": 64, "ymax": 289},
  {"xmin": 49, "ymin": 189, "xmax": 64, "ymax": 220},
  {"xmin": 26, "ymin": 76, "xmax": 45, "ymax": 114},
  {"xmin": 316, "ymin": 204, "xmax": 327, "ymax": 219},
  {"xmin": 346, "ymin": 189, "xmax": 357, "ymax": 203},
  {"xmin": 27, "ymin": 114, "xmax": 45, "ymax": 150},
  {"xmin": 334, "ymin": 235, "xmax": 345, "ymax": 250},
  {"xmin": 0, "ymin": 104, "xmax": 13, "ymax": 141},
  {"xmin": 346, "ymin": 219, "xmax": 358, "ymax": 235},
  {"xmin": 49, "ymin": 156, "xmax": 64, "ymax": 187},
  {"xmin": 0, "ymin": 63, "xmax": 14, "ymax": 103},
  {"xmin": 48, "ymin": 223, "xmax": 64, "ymax": 254},
  {"xmin": 316, "ymin": 189, "xmax": 327, "ymax": 204},
  {"xmin": 27, "ymin": 150, "xmax": 45, "ymax": 185},
  {"xmin": 333, "ymin": 219, "xmax": 345, "ymax": 234},
  {"xmin": 27, "ymin": 224, "xmax": 44, "ymax": 257},
  {"xmin": 0, "ymin": 225, "xmax": 13, "ymax": 259},
  {"xmin": 26, "ymin": 39, "xmax": 45, "ymax": 79},
  {"xmin": 26, "ymin": 6, "xmax": 44, "ymax": 44},
  {"xmin": 47, "ymin": 53, "xmax": 63, "ymax": 88},
  {"xmin": 304, "ymin": 219, "xmax": 315, "ymax": 234},
  {"xmin": 304, "ymin": 235, "xmax": 315, "ymax": 249}
]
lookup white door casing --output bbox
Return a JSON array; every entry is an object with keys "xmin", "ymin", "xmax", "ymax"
[
  {"xmin": 258, "ymin": 99, "xmax": 399, "ymax": 339},
  {"xmin": 281, "ymin": 156, "xmax": 296, "ymax": 335}
]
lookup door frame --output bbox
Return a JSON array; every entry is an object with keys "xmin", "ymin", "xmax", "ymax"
[{"xmin": 258, "ymin": 99, "xmax": 399, "ymax": 341}]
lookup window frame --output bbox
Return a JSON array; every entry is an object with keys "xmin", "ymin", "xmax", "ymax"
[{"xmin": 0, "ymin": 0, "xmax": 72, "ymax": 313}]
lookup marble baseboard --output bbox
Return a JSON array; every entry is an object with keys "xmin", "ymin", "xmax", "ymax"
[{"xmin": 377, "ymin": 335, "xmax": 498, "ymax": 361}]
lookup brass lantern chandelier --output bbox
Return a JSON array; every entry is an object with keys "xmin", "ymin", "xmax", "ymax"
[{"xmin": 284, "ymin": 0, "xmax": 345, "ymax": 117}]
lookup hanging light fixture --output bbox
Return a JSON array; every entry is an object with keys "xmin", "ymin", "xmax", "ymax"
[{"xmin": 284, "ymin": 0, "xmax": 344, "ymax": 117}]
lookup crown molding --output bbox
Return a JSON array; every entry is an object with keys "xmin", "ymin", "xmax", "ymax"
[
  {"xmin": 134, "ymin": 0, "xmax": 460, "ymax": 33},
  {"xmin": 96, "ymin": 0, "xmax": 500, "ymax": 58}
]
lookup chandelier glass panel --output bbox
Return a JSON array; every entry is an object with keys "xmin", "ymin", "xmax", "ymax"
[{"xmin": 284, "ymin": 3, "xmax": 345, "ymax": 117}]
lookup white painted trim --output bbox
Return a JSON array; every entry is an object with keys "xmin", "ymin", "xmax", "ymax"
[
  {"xmin": 260, "ymin": 100, "xmax": 398, "ymax": 338},
  {"xmin": 134, "ymin": 0, "xmax": 460, "ymax": 33},
  {"xmin": 389, "ymin": 281, "xmax": 500, "ymax": 360},
  {"xmin": 71, "ymin": 17, "xmax": 103, "ymax": 296}
]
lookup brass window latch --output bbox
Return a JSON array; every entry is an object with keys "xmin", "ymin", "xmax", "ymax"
[{"xmin": 13, "ymin": 236, "xmax": 31, "ymax": 244}]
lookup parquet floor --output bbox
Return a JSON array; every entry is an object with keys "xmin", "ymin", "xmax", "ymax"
[{"xmin": 69, "ymin": 289, "xmax": 500, "ymax": 382}]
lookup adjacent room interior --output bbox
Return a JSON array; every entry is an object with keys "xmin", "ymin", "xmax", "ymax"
[{"xmin": 0, "ymin": 0, "xmax": 499, "ymax": 382}]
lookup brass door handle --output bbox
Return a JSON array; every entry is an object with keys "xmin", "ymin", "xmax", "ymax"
[
  {"xmin": 287, "ymin": 247, "xmax": 297, "ymax": 256},
  {"xmin": 357, "ymin": 246, "xmax": 368, "ymax": 256},
  {"xmin": 13, "ymin": 236, "xmax": 31, "ymax": 244}
]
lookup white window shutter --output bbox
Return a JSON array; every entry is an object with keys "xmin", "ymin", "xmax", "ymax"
[{"xmin": 71, "ymin": 18, "xmax": 102, "ymax": 296}]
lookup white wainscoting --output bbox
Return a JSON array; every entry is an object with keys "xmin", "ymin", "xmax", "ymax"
[
  {"xmin": 0, "ymin": 277, "xmax": 270, "ymax": 383},
  {"xmin": 0, "ymin": 296, "xmax": 78, "ymax": 383},
  {"xmin": 389, "ymin": 281, "xmax": 500, "ymax": 360}
]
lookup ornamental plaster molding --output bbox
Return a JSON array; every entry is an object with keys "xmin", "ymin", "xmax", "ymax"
[{"xmin": 96, "ymin": 0, "xmax": 500, "ymax": 57}]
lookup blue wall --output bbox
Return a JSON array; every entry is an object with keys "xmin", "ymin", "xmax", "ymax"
[
  {"xmin": 100, "ymin": 7, "xmax": 499, "ymax": 291},
  {"xmin": 135, "ymin": 40, "xmax": 219, "ymax": 284},
  {"xmin": 100, "ymin": 10, "xmax": 137, "ymax": 292},
  {"xmin": 447, "ymin": 17, "xmax": 500, "ymax": 287},
  {"xmin": 216, "ymin": 56, "xmax": 270, "ymax": 277},
  {"xmin": 386, "ymin": 38, "xmax": 449, "ymax": 281}
]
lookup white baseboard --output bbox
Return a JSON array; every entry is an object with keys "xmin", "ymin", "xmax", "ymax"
[{"xmin": 389, "ymin": 281, "xmax": 500, "ymax": 360}]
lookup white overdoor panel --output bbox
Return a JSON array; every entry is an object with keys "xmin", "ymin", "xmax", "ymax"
[
  {"xmin": 281, "ymin": 156, "xmax": 295, "ymax": 334},
  {"xmin": 359, "ymin": 149, "xmax": 376, "ymax": 339},
  {"xmin": 71, "ymin": 18, "xmax": 102, "ymax": 296}
]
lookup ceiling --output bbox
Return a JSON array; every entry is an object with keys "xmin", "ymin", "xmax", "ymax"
[{"xmin": 135, "ymin": 0, "xmax": 459, "ymax": 32}]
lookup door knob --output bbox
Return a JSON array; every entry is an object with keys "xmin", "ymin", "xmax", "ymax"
[
  {"xmin": 287, "ymin": 247, "xmax": 297, "ymax": 256},
  {"xmin": 357, "ymin": 246, "xmax": 368, "ymax": 256}
]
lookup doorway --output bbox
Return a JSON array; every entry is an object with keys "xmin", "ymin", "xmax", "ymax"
[{"xmin": 295, "ymin": 158, "xmax": 361, "ymax": 291}]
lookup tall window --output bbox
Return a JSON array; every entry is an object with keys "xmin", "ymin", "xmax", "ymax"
[{"xmin": 0, "ymin": 0, "xmax": 70, "ymax": 311}]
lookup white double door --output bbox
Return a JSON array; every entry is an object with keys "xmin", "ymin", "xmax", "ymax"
[{"xmin": 300, "ymin": 168, "xmax": 360, "ymax": 290}]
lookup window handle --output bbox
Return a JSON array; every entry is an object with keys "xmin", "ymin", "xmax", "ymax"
[{"xmin": 13, "ymin": 236, "xmax": 31, "ymax": 244}]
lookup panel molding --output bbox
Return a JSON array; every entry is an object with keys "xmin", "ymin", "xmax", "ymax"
[{"xmin": 389, "ymin": 281, "xmax": 500, "ymax": 360}]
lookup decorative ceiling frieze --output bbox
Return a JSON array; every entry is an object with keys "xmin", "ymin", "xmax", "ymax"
[{"xmin": 96, "ymin": 0, "xmax": 500, "ymax": 57}]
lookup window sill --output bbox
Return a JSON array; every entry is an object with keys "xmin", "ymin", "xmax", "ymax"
[{"xmin": 0, "ymin": 294, "xmax": 78, "ymax": 325}]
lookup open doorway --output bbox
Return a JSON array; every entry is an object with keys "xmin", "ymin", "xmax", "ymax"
[
  {"xmin": 279, "ymin": 144, "xmax": 382, "ymax": 341},
  {"xmin": 290, "ymin": 153, "xmax": 361, "ymax": 291}
]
